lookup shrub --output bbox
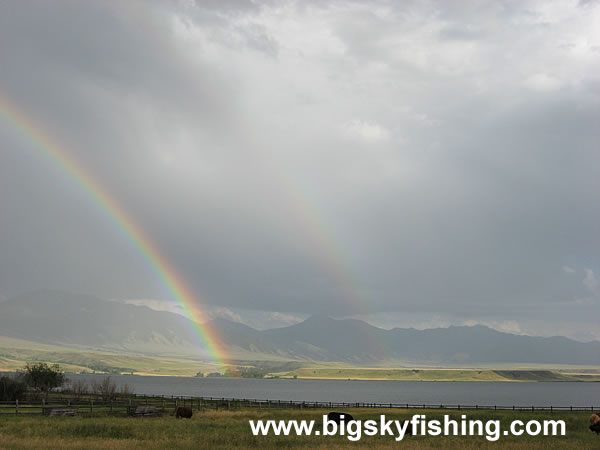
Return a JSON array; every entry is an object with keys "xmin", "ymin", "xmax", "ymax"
[
  {"xmin": 91, "ymin": 376, "xmax": 117, "ymax": 400},
  {"xmin": 69, "ymin": 379, "xmax": 89, "ymax": 399},
  {"xmin": 119, "ymin": 383, "xmax": 134, "ymax": 396}
]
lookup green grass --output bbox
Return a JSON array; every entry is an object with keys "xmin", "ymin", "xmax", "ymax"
[
  {"xmin": 0, "ymin": 408, "xmax": 597, "ymax": 448},
  {"xmin": 275, "ymin": 367, "xmax": 600, "ymax": 382},
  {"xmin": 2, "ymin": 335, "xmax": 599, "ymax": 381},
  {"xmin": 0, "ymin": 336, "xmax": 221, "ymax": 376}
]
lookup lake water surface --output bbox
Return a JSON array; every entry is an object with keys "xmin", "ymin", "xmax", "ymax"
[{"xmin": 66, "ymin": 374, "xmax": 599, "ymax": 408}]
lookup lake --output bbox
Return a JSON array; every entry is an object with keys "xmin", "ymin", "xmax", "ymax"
[{"xmin": 65, "ymin": 374, "xmax": 599, "ymax": 408}]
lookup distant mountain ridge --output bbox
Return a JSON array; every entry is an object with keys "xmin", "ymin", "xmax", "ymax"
[
  {"xmin": 0, "ymin": 290, "xmax": 598, "ymax": 365},
  {"xmin": 0, "ymin": 290, "xmax": 206, "ymax": 357}
]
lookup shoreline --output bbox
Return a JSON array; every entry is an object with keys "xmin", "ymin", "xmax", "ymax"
[{"xmin": 3, "ymin": 363, "xmax": 599, "ymax": 383}]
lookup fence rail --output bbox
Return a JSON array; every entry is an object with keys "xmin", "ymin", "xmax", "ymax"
[{"xmin": 0, "ymin": 393, "xmax": 597, "ymax": 415}]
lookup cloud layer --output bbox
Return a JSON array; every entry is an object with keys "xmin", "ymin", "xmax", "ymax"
[{"xmin": 1, "ymin": 0, "xmax": 599, "ymax": 340}]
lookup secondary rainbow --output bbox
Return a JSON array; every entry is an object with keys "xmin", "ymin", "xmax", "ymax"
[
  {"xmin": 245, "ymin": 134, "xmax": 370, "ymax": 318},
  {"xmin": 0, "ymin": 95, "xmax": 228, "ymax": 368}
]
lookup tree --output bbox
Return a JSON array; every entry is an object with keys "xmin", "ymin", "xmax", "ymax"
[
  {"xmin": 91, "ymin": 376, "xmax": 117, "ymax": 401},
  {"xmin": 69, "ymin": 379, "xmax": 89, "ymax": 399},
  {"xmin": 119, "ymin": 383, "xmax": 134, "ymax": 396},
  {"xmin": 22, "ymin": 363, "xmax": 66, "ymax": 398},
  {"xmin": 0, "ymin": 375, "xmax": 27, "ymax": 401}
]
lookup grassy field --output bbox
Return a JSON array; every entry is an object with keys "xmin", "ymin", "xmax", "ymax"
[
  {"xmin": 0, "ymin": 408, "xmax": 597, "ymax": 448},
  {"xmin": 275, "ymin": 367, "xmax": 600, "ymax": 382},
  {"xmin": 0, "ymin": 336, "xmax": 221, "ymax": 376},
  {"xmin": 2, "ymin": 335, "xmax": 599, "ymax": 381}
]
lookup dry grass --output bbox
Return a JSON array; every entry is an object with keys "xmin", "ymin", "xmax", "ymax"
[{"xmin": 0, "ymin": 408, "xmax": 597, "ymax": 449}]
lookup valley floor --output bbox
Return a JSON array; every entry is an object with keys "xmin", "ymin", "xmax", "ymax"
[
  {"xmin": 2, "ymin": 335, "xmax": 599, "ymax": 381},
  {"xmin": 277, "ymin": 367, "xmax": 600, "ymax": 382}
]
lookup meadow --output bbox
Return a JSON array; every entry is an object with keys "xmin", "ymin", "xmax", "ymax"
[
  {"xmin": 276, "ymin": 367, "xmax": 600, "ymax": 382},
  {"xmin": 0, "ymin": 407, "xmax": 597, "ymax": 449},
  {"xmin": 0, "ymin": 336, "xmax": 221, "ymax": 377},
  {"xmin": 3, "ymin": 335, "xmax": 599, "ymax": 382}
]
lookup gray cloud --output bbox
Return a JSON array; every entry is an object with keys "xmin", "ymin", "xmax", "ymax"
[{"xmin": 1, "ymin": 0, "xmax": 599, "ymax": 339}]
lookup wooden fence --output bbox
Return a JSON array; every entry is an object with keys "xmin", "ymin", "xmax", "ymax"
[{"xmin": 0, "ymin": 393, "xmax": 597, "ymax": 416}]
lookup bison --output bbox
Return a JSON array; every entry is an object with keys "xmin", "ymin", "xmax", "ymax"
[
  {"xmin": 402, "ymin": 419, "xmax": 413, "ymax": 436},
  {"xmin": 175, "ymin": 406, "xmax": 193, "ymax": 419},
  {"xmin": 590, "ymin": 413, "xmax": 600, "ymax": 434},
  {"xmin": 327, "ymin": 411, "xmax": 354, "ymax": 424}
]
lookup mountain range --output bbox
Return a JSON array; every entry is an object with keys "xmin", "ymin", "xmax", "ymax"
[{"xmin": 0, "ymin": 290, "xmax": 598, "ymax": 366}]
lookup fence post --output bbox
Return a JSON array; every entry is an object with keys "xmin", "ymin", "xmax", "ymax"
[
  {"xmin": 15, "ymin": 399, "xmax": 18, "ymax": 415},
  {"xmin": 90, "ymin": 399, "xmax": 93, "ymax": 415}
]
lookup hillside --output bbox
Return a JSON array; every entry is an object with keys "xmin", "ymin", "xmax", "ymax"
[
  {"xmin": 0, "ymin": 290, "xmax": 207, "ymax": 357},
  {"xmin": 0, "ymin": 290, "xmax": 599, "ymax": 367}
]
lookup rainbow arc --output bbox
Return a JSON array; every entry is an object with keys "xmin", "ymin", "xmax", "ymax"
[{"xmin": 0, "ymin": 95, "xmax": 228, "ymax": 369}]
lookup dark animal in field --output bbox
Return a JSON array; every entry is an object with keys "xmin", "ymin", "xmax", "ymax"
[
  {"xmin": 590, "ymin": 413, "xmax": 600, "ymax": 434},
  {"xmin": 403, "ymin": 419, "xmax": 413, "ymax": 435},
  {"xmin": 327, "ymin": 411, "xmax": 354, "ymax": 424},
  {"xmin": 175, "ymin": 407, "xmax": 193, "ymax": 419}
]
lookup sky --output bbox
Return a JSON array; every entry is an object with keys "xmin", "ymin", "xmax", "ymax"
[{"xmin": 1, "ymin": 0, "xmax": 599, "ymax": 341}]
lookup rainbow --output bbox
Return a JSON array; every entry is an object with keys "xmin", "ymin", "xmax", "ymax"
[
  {"xmin": 0, "ymin": 95, "xmax": 228, "ymax": 369},
  {"xmin": 245, "ymin": 136, "xmax": 370, "ymax": 317},
  {"xmin": 283, "ymin": 183, "xmax": 367, "ymax": 313}
]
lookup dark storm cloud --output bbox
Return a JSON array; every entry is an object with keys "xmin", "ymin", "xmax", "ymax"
[{"xmin": 1, "ymin": 0, "xmax": 599, "ymax": 339}]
